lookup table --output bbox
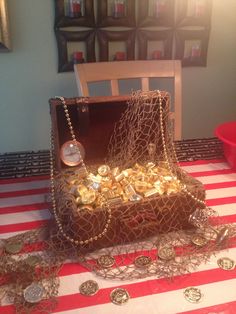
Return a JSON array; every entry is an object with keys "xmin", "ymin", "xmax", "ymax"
[{"xmin": 1, "ymin": 156, "xmax": 236, "ymax": 313}]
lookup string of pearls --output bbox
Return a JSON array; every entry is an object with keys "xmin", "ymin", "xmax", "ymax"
[{"xmin": 50, "ymin": 97, "xmax": 112, "ymax": 246}]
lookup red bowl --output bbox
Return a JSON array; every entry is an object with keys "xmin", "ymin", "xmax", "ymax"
[{"xmin": 215, "ymin": 121, "xmax": 236, "ymax": 170}]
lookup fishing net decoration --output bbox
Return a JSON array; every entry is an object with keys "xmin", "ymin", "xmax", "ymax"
[
  {"xmin": 1, "ymin": 90, "xmax": 236, "ymax": 314},
  {"xmin": 49, "ymin": 90, "xmax": 235, "ymax": 279}
]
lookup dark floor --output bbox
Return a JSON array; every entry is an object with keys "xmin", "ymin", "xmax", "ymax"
[{"xmin": 0, "ymin": 138, "xmax": 224, "ymax": 179}]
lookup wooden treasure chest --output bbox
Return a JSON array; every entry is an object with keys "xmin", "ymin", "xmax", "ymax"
[{"xmin": 49, "ymin": 92, "xmax": 205, "ymax": 252}]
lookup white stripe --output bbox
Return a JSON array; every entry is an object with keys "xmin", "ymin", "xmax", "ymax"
[
  {"xmin": 206, "ymin": 187, "xmax": 236, "ymax": 200},
  {"xmin": 212, "ymin": 203, "xmax": 236, "ymax": 217},
  {"xmin": 0, "ymin": 180, "xmax": 49, "ymax": 193},
  {"xmin": 0, "ymin": 194, "xmax": 46, "ymax": 207},
  {"xmin": 181, "ymin": 162, "xmax": 230, "ymax": 173},
  {"xmin": 0, "ymin": 209, "xmax": 51, "ymax": 225},
  {"xmin": 197, "ymin": 173, "xmax": 236, "ymax": 184}
]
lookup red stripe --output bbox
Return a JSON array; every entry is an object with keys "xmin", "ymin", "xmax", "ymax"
[
  {"xmin": 206, "ymin": 196, "xmax": 236, "ymax": 206},
  {"xmin": 179, "ymin": 300, "xmax": 236, "ymax": 314},
  {"xmin": 210, "ymin": 214, "xmax": 236, "ymax": 225},
  {"xmin": 0, "ymin": 187, "xmax": 49, "ymax": 198},
  {"xmin": 190, "ymin": 169, "xmax": 234, "ymax": 177},
  {"xmin": 0, "ymin": 220, "xmax": 49, "ymax": 234},
  {"xmin": 0, "ymin": 203, "xmax": 49, "ymax": 215},
  {"xmin": 204, "ymin": 181, "xmax": 236, "ymax": 190},
  {"xmin": 0, "ymin": 175, "xmax": 49, "ymax": 184},
  {"xmin": 179, "ymin": 159, "xmax": 226, "ymax": 166}
]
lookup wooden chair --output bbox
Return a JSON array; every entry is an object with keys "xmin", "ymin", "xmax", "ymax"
[{"xmin": 74, "ymin": 60, "xmax": 182, "ymax": 140}]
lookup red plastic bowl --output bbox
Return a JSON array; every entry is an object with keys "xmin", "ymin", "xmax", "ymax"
[{"xmin": 215, "ymin": 121, "xmax": 236, "ymax": 170}]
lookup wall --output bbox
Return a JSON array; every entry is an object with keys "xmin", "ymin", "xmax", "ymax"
[{"xmin": 0, "ymin": 0, "xmax": 236, "ymax": 153}]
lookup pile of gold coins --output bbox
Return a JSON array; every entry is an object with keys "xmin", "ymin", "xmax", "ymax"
[{"xmin": 64, "ymin": 162, "xmax": 182, "ymax": 211}]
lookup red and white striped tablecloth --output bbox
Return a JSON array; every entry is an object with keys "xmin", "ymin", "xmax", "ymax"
[{"xmin": 1, "ymin": 159, "xmax": 236, "ymax": 314}]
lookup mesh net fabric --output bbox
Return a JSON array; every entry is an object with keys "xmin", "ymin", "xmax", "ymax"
[
  {"xmin": 1, "ymin": 90, "xmax": 236, "ymax": 313},
  {"xmin": 50, "ymin": 90, "xmax": 235, "ymax": 279}
]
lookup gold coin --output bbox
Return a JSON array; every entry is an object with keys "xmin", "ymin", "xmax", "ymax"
[
  {"xmin": 5, "ymin": 242, "xmax": 23, "ymax": 254},
  {"xmin": 144, "ymin": 188, "xmax": 160, "ymax": 198},
  {"xmin": 110, "ymin": 288, "xmax": 130, "ymax": 305},
  {"xmin": 217, "ymin": 257, "xmax": 235, "ymax": 270},
  {"xmin": 24, "ymin": 255, "xmax": 42, "ymax": 267},
  {"xmin": 79, "ymin": 280, "xmax": 99, "ymax": 296},
  {"xmin": 112, "ymin": 167, "xmax": 120, "ymax": 177},
  {"xmin": 134, "ymin": 255, "xmax": 152, "ymax": 268},
  {"xmin": 191, "ymin": 234, "xmax": 208, "ymax": 247},
  {"xmin": 97, "ymin": 255, "xmax": 115, "ymax": 268},
  {"xmin": 129, "ymin": 194, "xmax": 142, "ymax": 202},
  {"xmin": 77, "ymin": 205, "xmax": 94, "ymax": 212},
  {"xmin": 158, "ymin": 246, "xmax": 175, "ymax": 261},
  {"xmin": 97, "ymin": 165, "xmax": 110, "ymax": 177},
  {"xmin": 146, "ymin": 162, "xmax": 156, "ymax": 169},
  {"xmin": 23, "ymin": 283, "xmax": 44, "ymax": 303},
  {"xmin": 81, "ymin": 189, "xmax": 96, "ymax": 205},
  {"xmin": 184, "ymin": 287, "xmax": 202, "ymax": 303},
  {"xmin": 134, "ymin": 181, "xmax": 149, "ymax": 193}
]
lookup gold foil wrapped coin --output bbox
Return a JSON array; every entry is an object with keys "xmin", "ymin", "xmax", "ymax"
[
  {"xmin": 158, "ymin": 246, "xmax": 175, "ymax": 261},
  {"xmin": 77, "ymin": 205, "xmax": 94, "ymax": 212},
  {"xmin": 144, "ymin": 188, "xmax": 160, "ymax": 198},
  {"xmin": 98, "ymin": 165, "xmax": 110, "ymax": 177},
  {"xmin": 129, "ymin": 194, "xmax": 142, "ymax": 202},
  {"xmin": 23, "ymin": 283, "xmax": 44, "ymax": 303},
  {"xmin": 112, "ymin": 167, "xmax": 120, "ymax": 177},
  {"xmin": 184, "ymin": 287, "xmax": 202, "ymax": 303},
  {"xmin": 191, "ymin": 234, "xmax": 208, "ymax": 247},
  {"xmin": 79, "ymin": 280, "xmax": 99, "ymax": 296},
  {"xmin": 5, "ymin": 242, "xmax": 23, "ymax": 254},
  {"xmin": 134, "ymin": 181, "xmax": 149, "ymax": 193},
  {"xmin": 107, "ymin": 197, "xmax": 123, "ymax": 206},
  {"xmin": 81, "ymin": 189, "xmax": 96, "ymax": 205},
  {"xmin": 122, "ymin": 168, "xmax": 134, "ymax": 178},
  {"xmin": 217, "ymin": 257, "xmax": 235, "ymax": 270},
  {"xmin": 110, "ymin": 288, "xmax": 130, "ymax": 305},
  {"xmin": 134, "ymin": 255, "xmax": 152, "ymax": 268},
  {"xmin": 97, "ymin": 255, "xmax": 115, "ymax": 268},
  {"xmin": 114, "ymin": 172, "xmax": 125, "ymax": 183}
]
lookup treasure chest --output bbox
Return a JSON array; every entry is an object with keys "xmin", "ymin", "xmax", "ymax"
[{"xmin": 49, "ymin": 92, "xmax": 205, "ymax": 252}]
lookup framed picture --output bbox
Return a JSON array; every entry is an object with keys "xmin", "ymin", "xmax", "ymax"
[
  {"xmin": 97, "ymin": 30, "xmax": 135, "ymax": 61},
  {"xmin": 0, "ymin": 0, "xmax": 11, "ymax": 51},
  {"xmin": 137, "ymin": 0, "xmax": 175, "ymax": 27},
  {"xmin": 55, "ymin": 30, "xmax": 96, "ymax": 72},
  {"xmin": 176, "ymin": 0, "xmax": 212, "ymax": 27},
  {"xmin": 175, "ymin": 28, "xmax": 210, "ymax": 66},
  {"xmin": 137, "ymin": 29, "xmax": 173, "ymax": 60},
  {"xmin": 97, "ymin": 0, "xmax": 136, "ymax": 27},
  {"xmin": 54, "ymin": 0, "xmax": 95, "ymax": 28}
]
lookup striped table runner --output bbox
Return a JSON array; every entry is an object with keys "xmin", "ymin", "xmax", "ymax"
[{"xmin": 1, "ymin": 159, "xmax": 236, "ymax": 314}]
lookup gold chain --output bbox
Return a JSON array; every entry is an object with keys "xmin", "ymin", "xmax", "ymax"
[
  {"xmin": 50, "ymin": 97, "xmax": 112, "ymax": 246},
  {"xmin": 157, "ymin": 90, "xmax": 205, "ymax": 207}
]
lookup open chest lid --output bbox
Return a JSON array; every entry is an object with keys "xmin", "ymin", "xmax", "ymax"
[{"xmin": 49, "ymin": 92, "xmax": 169, "ymax": 170}]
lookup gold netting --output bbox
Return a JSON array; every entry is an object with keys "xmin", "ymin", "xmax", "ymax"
[{"xmin": 1, "ymin": 90, "xmax": 236, "ymax": 314}]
